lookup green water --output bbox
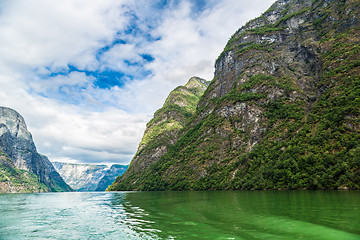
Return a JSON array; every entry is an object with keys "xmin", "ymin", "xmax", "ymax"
[{"xmin": 0, "ymin": 191, "xmax": 359, "ymax": 239}]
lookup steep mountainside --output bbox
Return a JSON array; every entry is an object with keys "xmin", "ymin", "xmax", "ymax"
[
  {"xmin": 53, "ymin": 162, "xmax": 127, "ymax": 191},
  {"xmin": 110, "ymin": 0, "xmax": 360, "ymax": 191},
  {"xmin": 108, "ymin": 77, "xmax": 209, "ymax": 190},
  {"xmin": 0, "ymin": 107, "xmax": 72, "ymax": 193},
  {"xmin": 96, "ymin": 164, "xmax": 128, "ymax": 191},
  {"xmin": 0, "ymin": 153, "xmax": 48, "ymax": 193}
]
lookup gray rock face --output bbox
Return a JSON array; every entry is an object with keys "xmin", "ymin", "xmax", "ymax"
[
  {"xmin": 0, "ymin": 106, "xmax": 72, "ymax": 192},
  {"xmin": 216, "ymin": 102, "xmax": 265, "ymax": 151},
  {"xmin": 212, "ymin": 0, "xmax": 320, "ymax": 102},
  {"xmin": 0, "ymin": 107, "xmax": 32, "ymax": 141},
  {"xmin": 53, "ymin": 162, "xmax": 128, "ymax": 191},
  {"xmin": 196, "ymin": 0, "xmax": 325, "ymax": 155}
]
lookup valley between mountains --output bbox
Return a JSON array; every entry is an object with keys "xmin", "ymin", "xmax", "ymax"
[{"xmin": 1, "ymin": 0, "xmax": 359, "ymax": 193}]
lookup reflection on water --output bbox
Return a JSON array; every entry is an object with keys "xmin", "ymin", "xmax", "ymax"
[
  {"xmin": 119, "ymin": 191, "xmax": 360, "ymax": 240},
  {"xmin": 0, "ymin": 191, "xmax": 359, "ymax": 239}
]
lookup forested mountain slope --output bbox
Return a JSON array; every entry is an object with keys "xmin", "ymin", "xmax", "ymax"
[
  {"xmin": 108, "ymin": 77, "xmax": 209, "ymax": 190},
  {"xmin": 110, "ymin": 0, "xmax": 360, "ymax": 191}
]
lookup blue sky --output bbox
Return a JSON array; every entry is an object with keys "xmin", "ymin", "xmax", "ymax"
[{"xmin": 0, "ymin": 0, "xmax": 275, "ymax": 165}]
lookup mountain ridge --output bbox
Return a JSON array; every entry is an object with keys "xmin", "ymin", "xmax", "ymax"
[
  {"xmin": 110, "ymin": 0, "xmax": 360, "ymax": 191},
  {"xmin": 53, "ymin": 162, "xmax": 128, "ymax": 191},
  {"xmin": 0, "ymin": 106, "xmax": 72, "ymax": 193},
  {"xmin": 108, "ymin": 77, "xmax": 209, "ymax": 190}
]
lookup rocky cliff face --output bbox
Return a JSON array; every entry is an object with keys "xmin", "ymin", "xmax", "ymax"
[
  {"xmin": 108, "ymin": 77, "xmax": 209, "ymax": 190},
  {"xmin": 0, "ymin": 107, "xmax": 72, "ymax": 192},
  {"xmin": 110, "ymin": 0, "xmax": 360, "ymax": 191},
  {"xmin": 53, "ymin": 162, "xmax": 127, "ymax": 191},
  {"xmin": 0, "ymin": 153, "xmax": 48, "ymax": 193}
]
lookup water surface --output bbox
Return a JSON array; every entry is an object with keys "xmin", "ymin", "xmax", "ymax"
[{"xmin": 0, "ymin": 191, "xmax": 359, "ymax": 239}]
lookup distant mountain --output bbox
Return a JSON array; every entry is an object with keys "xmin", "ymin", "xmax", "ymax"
[
  {"xmin": 0, "ymin": 107, "xmax": 72, "ymax": 193},
  {"xmin": 109, "ymin": 0, "xmax": 360, "ymax": 191},
  {"xmin": 95, "ymin": 164, "xmax": 128, "ymax": 191},
  {"xmin": 52, "ymin": 162, "xmax": 128, "ymax": 191}
]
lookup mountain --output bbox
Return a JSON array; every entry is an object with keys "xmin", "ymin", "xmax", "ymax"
[
  {"xmin": 0, "ymin": 107, "xmax": 72, "ymax": 193},
  {"xmin": 52, "ymin": 162, "xmax": 128, "ymax": 191},
  {"xmin": 95, "ymin": 164, "xmax": 128, "ymax": 191},
  {"xmin": 0, "ymin": 153, "xmax": 48, "ymax": 193},
  {"xmin": 109, "ymin": 0, "xmax": 360, "ymax": 191},
  {"xmin": 108, "ymin": 77, "xmax": 209, "ymax": 190}
]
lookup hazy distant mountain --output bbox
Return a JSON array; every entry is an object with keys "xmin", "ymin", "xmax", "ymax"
[
  {"xmin": 53, "ymin": 162, "xmax": 127, "ymax": 191},
  {"xmin": 95, "ymin": 164, "xmax": 128, "ymax": 191}
]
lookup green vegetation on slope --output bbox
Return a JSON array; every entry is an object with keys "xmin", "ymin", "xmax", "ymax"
[
  {"xmin": 0, "ymin": 152, "xmax": 50, "ymax": 193},
  {"xmin": 110, "ymin": 0, "xmax": 360, "ymax": 191},
  {"xmin": 108, "ymin": 77, "xmax": 209, "ymax": 190},
  {"xmin": 137, "ymin": 77, "xmax": 208, "ymax": 156}
]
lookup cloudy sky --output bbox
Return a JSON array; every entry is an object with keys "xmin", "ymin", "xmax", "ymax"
[{"xmin": 0, "ymin": 0, "xmax": 275, "ymax": 165}]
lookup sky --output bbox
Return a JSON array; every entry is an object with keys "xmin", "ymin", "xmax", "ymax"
[{"xmin": 0, "ymin": 0, "xmax": 275, "ymax": 165}]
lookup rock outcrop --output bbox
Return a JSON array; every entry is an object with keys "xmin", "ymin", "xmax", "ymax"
[
  {"xmin": 0, "ymin": 107, "xmax": 72, "ymax": 192},
  {"xmin": 110, "ymin": 0, "xmax": 360, "ymax": 191},
  {"xmin": 52, "ymin": 162, "xmax": 127, "ymax": 191}
]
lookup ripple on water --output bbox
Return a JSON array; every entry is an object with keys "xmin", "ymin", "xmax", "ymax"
[{"xmin": 0, "ymin": 191, "xmax": 359, "ymax": 240}]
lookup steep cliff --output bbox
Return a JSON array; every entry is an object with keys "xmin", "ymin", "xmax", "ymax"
[
  {"xmin": 53, "ymin": 162, "xmax": 127, "ymax": 191},
  {"xmin": 110, "ymin": 0, "xmax": 360, "ymax": 191},
  {"xmin": 0, "ymin": 107, "xmax": 72, "ymax": 192},
  {"xmin": 108, "ymin": 77, "xmax": 209, "ymax": 190},
  {"xmin": 0, "ymin": 153, "xmax": 48, "ymax": 193}
]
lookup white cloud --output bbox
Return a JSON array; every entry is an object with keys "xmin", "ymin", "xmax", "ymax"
[
  {"xmin": 30, "ymin": 71, "xmax": 89, "ymax": 93},
  {"xmin": 0, "ymin": 0, "xmax": 127, "ymax": 72},
  {"xmin": 99, "ymin": 43, "xmax": 148, "ymax": 77},
  {"xmin": 30, "ymin": 105, "xmax": 148, "ymax": 164},
  {"xmin": 0, "ymin": 0, "xmax": 276, "ymax": 165},
  {"xmin": 115, "ymin": 0, "xmax": 276, "ymax": 112}
]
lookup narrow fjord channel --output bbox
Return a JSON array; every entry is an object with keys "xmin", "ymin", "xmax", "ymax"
[{"xmin": 0, "ymin": 191, "xmax": 359, "ymax": 239}]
